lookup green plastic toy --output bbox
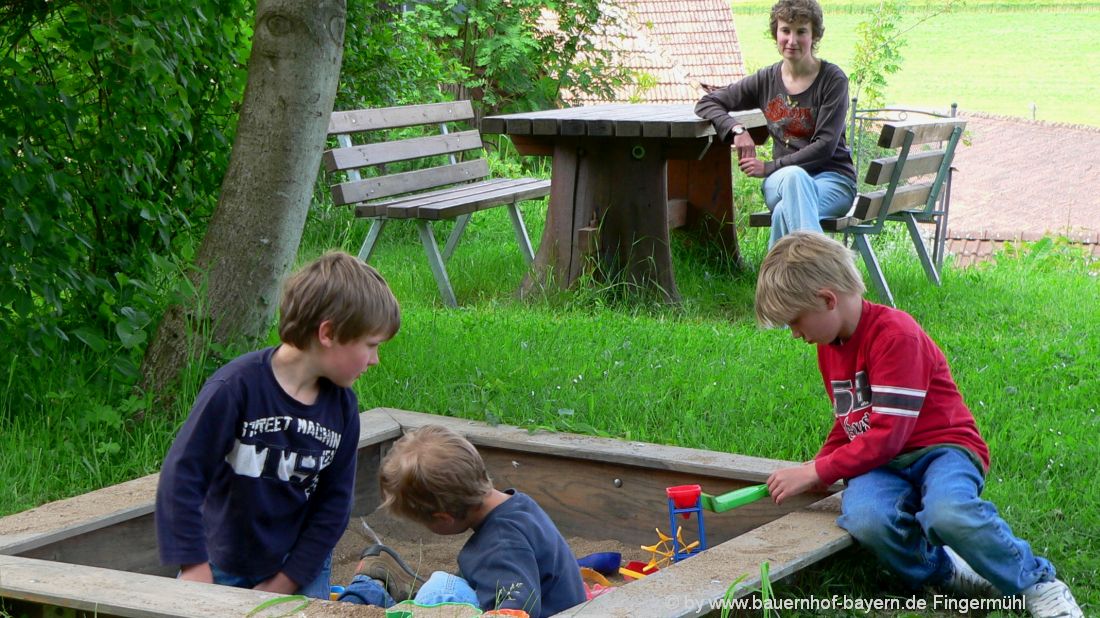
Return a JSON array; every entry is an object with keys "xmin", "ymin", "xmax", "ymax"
[{"xmin": 700, "ymin": 484, "xmax": 770, "ymax": 513}]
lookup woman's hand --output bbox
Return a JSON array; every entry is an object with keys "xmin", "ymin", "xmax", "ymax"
[
  {"xmin": 738, "ymin": 156, "xmax": 765, "ymax": 178},
  {"xmin": 766, "ymin": 461, "xmax": 821, "ymax": 504},
  {"xmin": 733, "ymin": 131, "xmax": 757, "ymax": 162}
]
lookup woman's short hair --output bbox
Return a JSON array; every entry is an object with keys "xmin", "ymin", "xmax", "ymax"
[
  {"xmin": 379, "ymin": 425, "xmax": 493, "ymax": 524},
  {"xmin": 278, "ymin": 251, "xmax": 400, "ymax": 348},
  {"xmin": 770, "ymin": 0, "xmax": 825, "ymax": 51},
  {"xmin": 755, "ymin": 232, "xmax": 865, "ymax": 328}
]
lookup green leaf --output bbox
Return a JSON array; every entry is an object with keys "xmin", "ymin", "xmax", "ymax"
[{"xmin": 72, "ymin": 327, "xmax": 109, "ymax": 353}]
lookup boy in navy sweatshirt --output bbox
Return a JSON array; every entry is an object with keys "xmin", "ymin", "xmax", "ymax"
[
  {"xmin": 755, "ymin": 232, "xmax": 1082, "ymax": 618},
  {"xmin": 155, "ymin": 252, "xmax": 400, "ymax": 598},
  {"xmin": 339, "ymin": 424, "xmax": 585, "ymax": 617}
]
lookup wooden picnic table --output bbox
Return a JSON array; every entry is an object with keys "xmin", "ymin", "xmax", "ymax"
[{"xmin": 481, "ymin": 103, "xmax": 767, "ymax": 302}]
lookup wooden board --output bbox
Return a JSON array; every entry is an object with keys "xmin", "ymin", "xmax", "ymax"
[
  {"xmin": 331, "ymin": 159, "xmax": 490, "ymax": 206},
  {"xmin": 0, "ymin": 412, "xmax": 403, "ymax": 565},
  {"xmin": 324, "ymin": 130, "xmax": 483, "ymax": 171},
  {"xmin": 878, "ymin": 118, "xmax": 967, "ymax": 148},
  {"xmin": 329, "ymin": 101, "xmax": 475, "ymax": 134},
  {"xmin": 865, "ymin": 150, "xmax": 945, "ymax": 185},
  {"xmin": 0, "ymin": 554, "xmax": 315, "ymax": 618},
  {"xmin": 566, "ymin": 495, "xmax": 852, "ymax": 617},
  {"xmin": 1, "ymin": 409, "xmax": 851, "ymax": 617}
]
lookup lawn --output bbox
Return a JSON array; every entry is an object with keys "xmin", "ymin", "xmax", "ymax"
[
  {"xmin": 731, "ymin": 0, "xmax": 1100, "ymax": 126},
  {"xmin": 304, "ymin": 202, "xmax": 1100, "ymax": 617},
  {"xmin": 6, "ymin": 189, "xmax": 1096, "ymax": 615}
]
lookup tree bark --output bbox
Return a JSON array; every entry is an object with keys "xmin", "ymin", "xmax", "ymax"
[{"xmin": 141, "ymin": 0, "xmax": 347, "ymax": 397}]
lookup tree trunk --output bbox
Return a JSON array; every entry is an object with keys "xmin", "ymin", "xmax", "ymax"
[{"xmin": 141, "ymin": 0, "xmax": 347, "ymax": 397}]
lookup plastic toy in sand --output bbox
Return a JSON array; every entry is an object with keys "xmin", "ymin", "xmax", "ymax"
[
  {"xmin": 662, "ymin": 483, "xmax": 772, "ymax": 562},
  {"xmin": 665, "ymin": 485, "xmax": 706, "ymax": 561}
]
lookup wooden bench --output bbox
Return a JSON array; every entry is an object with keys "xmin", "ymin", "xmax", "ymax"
[
  {"xmin": 324, "ymin": 101, "xmax": 551, "ymax": 306},
  {"xmin": 750, "ymin": 116, "xmax": 966, "ymax": 306}
]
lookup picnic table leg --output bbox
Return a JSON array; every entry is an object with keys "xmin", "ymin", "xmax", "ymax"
[
  {"xmin": 667, "ymin": 143, "xmax": 744, "ymax": 268},
  {"xmin": 522, "ymin": 138, "xmax": 680, "ymax": 303}
]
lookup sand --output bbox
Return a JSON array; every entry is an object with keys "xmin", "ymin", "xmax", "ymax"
[{"xmin": 307, "ymin": 509, "xmax": 641, "ymax": 614}]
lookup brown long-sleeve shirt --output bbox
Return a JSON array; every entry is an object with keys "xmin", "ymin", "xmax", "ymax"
[{"xmin": 695, "ymin": 60, "xmax": 856, "ymax": 182}]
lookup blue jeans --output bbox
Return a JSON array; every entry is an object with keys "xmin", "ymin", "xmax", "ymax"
[
  {"xmin": 413, "ymin": 571, "xmax": 479, "ymax": 606},
  {"xmin": 340, "ymin": 570, "xmax": 477, "ymax": 608},
  {"xmin": 763, "ymin": 167, "xmax": 857, "ymax": 248},
  {"xmin": 340, "ymin": 574, "xmax": 396, "ymax": 607},
  {"xmin": 837, "ymin": 447, "xmax": 1055, "ymax": 594},
  {"xmin": 208, "ymin": 553, "xmax": 332, "ymax": 599}
]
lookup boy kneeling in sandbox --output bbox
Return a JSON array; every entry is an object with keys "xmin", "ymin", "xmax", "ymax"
[{"xmin": 337, "ymin": 424, "xmax": 586, "ymax": 617}]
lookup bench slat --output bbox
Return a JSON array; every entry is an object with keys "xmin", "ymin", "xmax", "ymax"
[
  {"xmin": 878, "ymin": 118, "xmax": 967, "ymax": 148},
  {"xmin": 331, "ymin": 159, "xmax": 490, "ymax": 205},
  {"xmin": 328, "ymin": 101, "xmax": 475, "ymax": 134},
  {"xmin": 355, "ymin": 178, "xmax": 548, "ymax": 218},
  {"xmin": 852, "ymin": 182, "xmax": 933, "ymax": 221},
  {"xmin": 865, "ymin": 150, "xmax": 946, "ymax": 185},
  {"xmin": 396, "ymin": 179, "xmax": 551, "ymax": 220},
  {"xmin": 324, "ymin": 130, "xmax": 483, "ymax": 172},
  {"xmin": 749, "ymin": 211, "xmax": 863, "ymax": 232},
  {"xmin": 748, "ymin": 211, "xmax": 774, "ymax": 228},
  {"xmin": 358, "ymin": 177, "xmax": 519, "ymax": 213}
]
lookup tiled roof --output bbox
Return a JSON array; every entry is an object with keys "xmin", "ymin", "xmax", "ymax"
[
  {"xmin": 943, "ymin": 230, "xmax": 1100, "ymax": 268},
  {"xmin": 561, "ymin": 0, "xmax": 746, "ymax": 105}
]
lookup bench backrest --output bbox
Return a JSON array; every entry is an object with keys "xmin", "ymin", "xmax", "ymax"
[
  {"xmin": 324, "ymin": 101, "xmax": 489, "ymax": 206},
  {"xmin": 850, "ymin": 117, "xmax": 967, "ymax": 227}
]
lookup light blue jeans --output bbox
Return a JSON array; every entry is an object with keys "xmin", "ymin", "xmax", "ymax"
[
  {"xmin": 208, "ymin": 553, "xmax": 332, "ymax": 599},
  {"xmin": 837, "ymin": 447, "xmax": 1055, "ymax": 595},
  {"xmin": 340, "ymin": 570, "xmax": 477, "ymax": 608},
  {"xmin": 763, "ymin": 166, "xmax": 857, "ymax": 247},
  {"xmin": 413, "ymin": 571, "xmax": 479, "ymax": 606}
]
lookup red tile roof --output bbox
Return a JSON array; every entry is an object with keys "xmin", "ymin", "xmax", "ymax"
[
  {"xmin": 561, "ymin": 0, "xmax": 747, "ymax": 105},
  {"xmin": 943, "ymin": 230, "xmax": 1100, "ymax": 268}
]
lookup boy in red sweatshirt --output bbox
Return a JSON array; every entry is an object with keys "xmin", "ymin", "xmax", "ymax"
[{"xmin": 755, "ymin": 232, "xmax": 1082, "ymax": 618}]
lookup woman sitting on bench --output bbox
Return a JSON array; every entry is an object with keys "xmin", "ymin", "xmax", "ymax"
[{"xmin": 695, "ymin": 0, "xmax": 857, "ymax": 248}]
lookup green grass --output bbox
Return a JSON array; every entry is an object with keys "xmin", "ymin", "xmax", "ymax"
[
  {"xmin": 731, "ymin": 1, "xmax": 1100, "ymax": 126},
  {"xmin": 324, "ymin": 206, "xmax": 1100, "ymax": 618},
  {"xmin": 3, "ymin": 192, "xmax": 1098, "ymax": 615}
]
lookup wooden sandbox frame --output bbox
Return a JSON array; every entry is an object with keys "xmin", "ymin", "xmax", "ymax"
[{"xmin": 0, "ymin": 408, "xmax": 852, "ymax": 617}]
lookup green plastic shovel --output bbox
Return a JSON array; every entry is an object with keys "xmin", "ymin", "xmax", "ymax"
[{"xmin": 700, "ymin": 484, "xmax": 770, "ymax": 513}]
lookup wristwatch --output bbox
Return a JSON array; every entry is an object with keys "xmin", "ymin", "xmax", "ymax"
[{"xmin": 730, "ymin": 125, "xmax": 746, "ymax": 138}]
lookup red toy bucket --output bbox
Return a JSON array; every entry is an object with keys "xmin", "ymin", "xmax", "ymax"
[{"xmin": 666, "ymin": 484, "xmax": 702, "ymax": 510}]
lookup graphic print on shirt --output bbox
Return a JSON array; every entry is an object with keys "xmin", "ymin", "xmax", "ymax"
[
  {"xmin": 764, "ymin": 95, "xmax": 814, "ymax": 145},
  {"xmin": 831, "ymin": 371, "xmax": 872, "ymax": 441},
  {"xmin": 227, "ymin": 415, "xmax": 341, "ymax": 497}
]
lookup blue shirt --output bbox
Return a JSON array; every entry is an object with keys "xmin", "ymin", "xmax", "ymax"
[
  {"xmin": 155, "ymin": 347, "xmax": 359, "ymax": 586},
  {"xmin": 457, "ymin": 490, "xmax": 586, "ymax": 617}
]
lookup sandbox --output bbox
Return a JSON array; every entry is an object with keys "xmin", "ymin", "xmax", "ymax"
[{"xmin": 0, "ymin": 408, "xmax": 851, "ymax": 617}]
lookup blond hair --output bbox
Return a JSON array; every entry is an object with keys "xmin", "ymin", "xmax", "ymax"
[
  {"xmin": 379, "ymin": 425, "xmax": 493, "ymax": 524},
  {"xmin": 755, "ymin": 232, "xmax": 864, "ymax": 328},
  {"xmin": 278, "ymin": 251, "xmax": 400, "ymax": 348}
]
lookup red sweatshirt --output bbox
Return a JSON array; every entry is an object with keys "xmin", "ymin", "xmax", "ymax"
[{"xmin": 813, "ymin": 301, "xmax": 990, "ymax": 486}]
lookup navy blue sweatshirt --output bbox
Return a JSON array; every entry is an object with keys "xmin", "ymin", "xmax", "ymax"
[
  {"xmin": 457, "ymin": 491, "xmax": 586, "ymax": 617},
  {"xmin": 155, "ymin": 347, "xmax": 359, "ymax": 587}
]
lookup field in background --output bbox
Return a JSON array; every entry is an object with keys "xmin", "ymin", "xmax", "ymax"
[{"xmin": 729, "ymin": 1, "xmax": 1100, "ymax": 125}]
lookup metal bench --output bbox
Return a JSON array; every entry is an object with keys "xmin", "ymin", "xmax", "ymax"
[
  {"xmin": 324, "ymin": 101, "xmax": 550, "ymax": 306},
  {"xmin": 749, "ymin": 115, "xmax": 966, "ymax": 306}
]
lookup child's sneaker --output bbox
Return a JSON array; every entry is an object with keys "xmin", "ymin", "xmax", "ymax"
[
  {"xmin": 1022, "ymin": 579, "xmax": 1083, "ymax": 618},
  {"xmin": 356, "ymin": 544, "xmax": 427, "ymax": 602},
  {"xmin": 944, "ymin": 546, "xmax": 999, "ymax": 598}
]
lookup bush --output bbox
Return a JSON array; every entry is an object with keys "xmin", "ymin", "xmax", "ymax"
[{"xmin": 0, "ymin": 0, "xmax": 253, "ymax": 373}]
